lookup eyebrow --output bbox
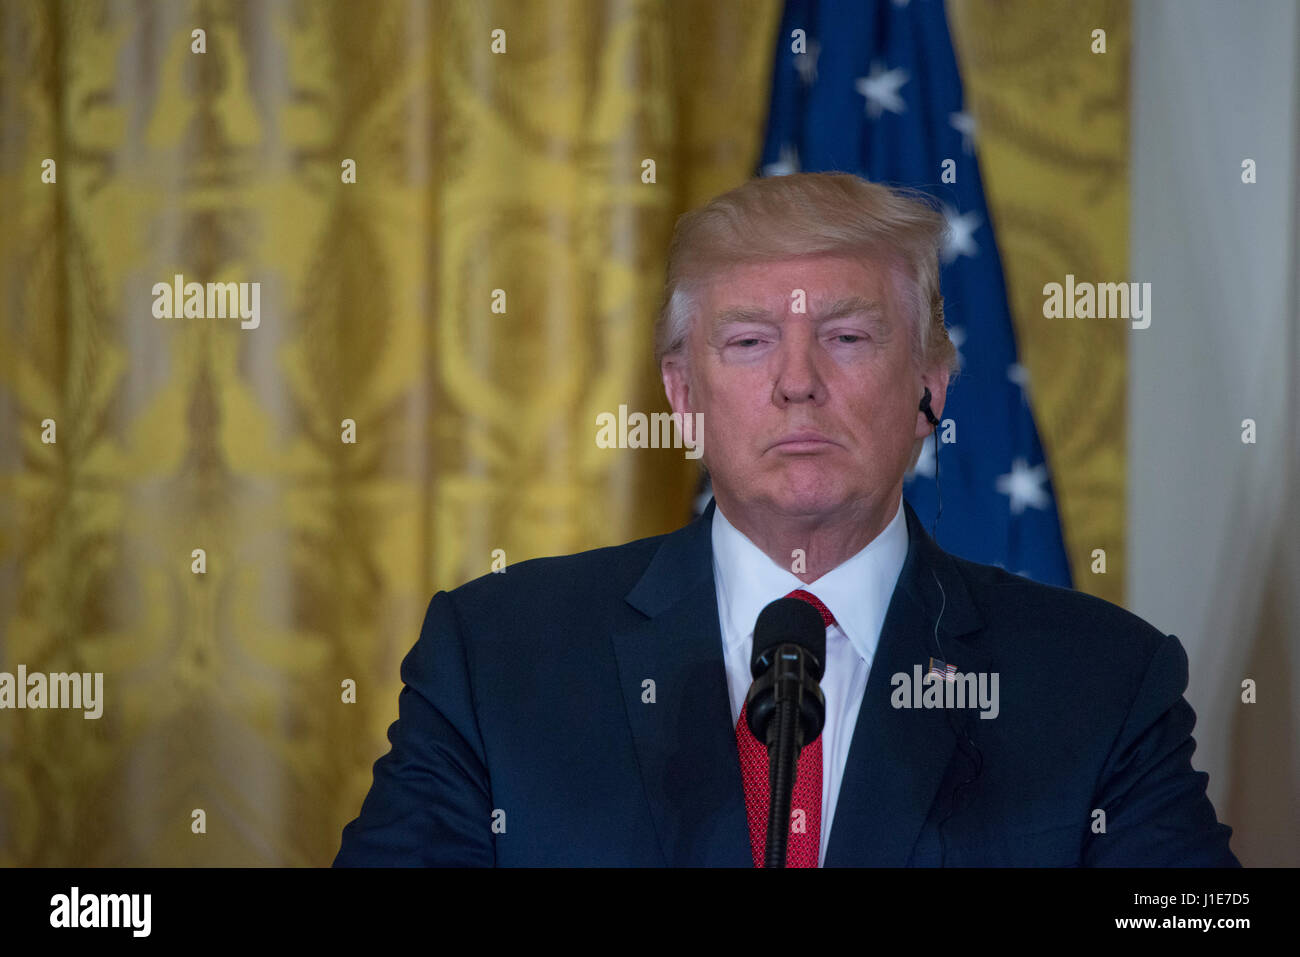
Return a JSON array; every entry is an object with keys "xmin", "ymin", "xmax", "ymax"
[{"xmin": 711, "ymin": 296, "xmax": 888, "ymax": 326}]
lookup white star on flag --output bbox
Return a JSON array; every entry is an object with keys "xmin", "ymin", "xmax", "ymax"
[
  {"xmin": 949, "ymin": 110, "xmax": 976, "ymax": 153},
  {"xmin": 694, "ymin": 477, "xmax": 714, "ymax": 517},
  {"xmin": 762, "ymin": 143, "xmax": 800, "ymax": 177},
  {"xmin": 1007, "ymin": 362, "xmax": 1030, "ymax": 403},
  {"xmin": 941, "ymin": 204, "xmax": 981, "ymax": 263},
  {"xmin": 995, "ymin": 458, "xmax": 1051, "ymax": 514},
  {"xmin": 909, "ymin": 432, "xmax": 937, "ymax": 479},
  {"xmin": 795, "ymin": 40, "xmax": 820, "ymax": 86},
  {"xmin": 855, "ymin": 61, "xmax": 909, "ymax": 119},
  {"xmin": 947, "ymin": 324, "xmax": 966, "ymax": 371}
]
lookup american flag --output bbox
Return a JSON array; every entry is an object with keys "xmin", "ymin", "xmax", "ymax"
[
  {"xmin": 928, "ymin": 657, "xmax": 959, "ymax": 683},
  {"xmin": 756, "ymin": 0, "xmax": 1073, "ymax": 587}
]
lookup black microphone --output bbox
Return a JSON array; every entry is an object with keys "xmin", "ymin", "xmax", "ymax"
[
  {"xmin": 744, "ymin": 597, "xmax": 827, "ymax": 868},
  {"xmin": 919, "ymin": 387, "xmax": 943, "ymax": 540},
  {"xmin": 919, "ymin": 387, "xmax": 940, "ymax": 427}
]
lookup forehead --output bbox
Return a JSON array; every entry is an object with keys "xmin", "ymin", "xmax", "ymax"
[{"xmin": 696, "ymin": 253, "xmax": 899, "ymax": 318}]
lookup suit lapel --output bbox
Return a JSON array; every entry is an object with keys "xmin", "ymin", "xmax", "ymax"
[
  {"xmin": 610, "ymin": 499, "xmax": 752, "ymax": 866},
  {"xmin": 824, "ymin": 502, "xmax": 991, "ymax": 866}
]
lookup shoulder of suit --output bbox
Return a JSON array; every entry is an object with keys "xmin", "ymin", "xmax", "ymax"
[
  {"xmin": 439, "ymin": 526, "xmax": 676, "ymax": 611},
  {"xmin": 942, "ymin": 549, "xmax": 1171, "ymax": 654}
]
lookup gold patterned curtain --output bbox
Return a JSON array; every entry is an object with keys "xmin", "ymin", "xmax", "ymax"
[{"xmin": 0, "ymin": 0, "xmax": 781, "ymax": 866}]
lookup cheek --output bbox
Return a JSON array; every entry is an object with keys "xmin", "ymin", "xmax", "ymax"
[
  {"xmin": 707, "ymin": 375, "xmax": 762, "ymax": 417},
  {"xmin": 849, "ymin": 392, "xmax": 913, "ymax": 448}
]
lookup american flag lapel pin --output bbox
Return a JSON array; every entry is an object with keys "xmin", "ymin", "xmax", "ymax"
[{"xmin": 927, "ymin": 657, "xmax": 958, "ymax": 682}]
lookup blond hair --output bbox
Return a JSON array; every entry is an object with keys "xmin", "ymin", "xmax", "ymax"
[{"xmin": 655, "ymin": 172, "xmax": 957, "ymax": 378}]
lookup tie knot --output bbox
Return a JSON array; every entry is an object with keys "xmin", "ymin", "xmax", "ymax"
[{"xmin": 785, "ymin": 589, "xmax": 835, "ymax": 628}]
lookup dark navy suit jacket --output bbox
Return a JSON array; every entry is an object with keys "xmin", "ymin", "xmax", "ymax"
[{"xmin": 334, "ymin": 498, "xmax": 1239, "ymax": 866}]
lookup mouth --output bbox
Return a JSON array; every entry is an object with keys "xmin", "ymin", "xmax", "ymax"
[{"xmin": 768, "ymin": 432, "xmax": 840, "ymax": 453}]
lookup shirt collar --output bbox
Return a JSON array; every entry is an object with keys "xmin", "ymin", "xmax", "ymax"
[{"xmin": 710, "ymin": 496, "xmax": 909, "ymax": 664}]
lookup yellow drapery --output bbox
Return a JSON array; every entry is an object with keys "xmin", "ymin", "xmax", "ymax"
[{"xmin": 0, "ymin": 0, "xmax": 781, "ymax": 866}]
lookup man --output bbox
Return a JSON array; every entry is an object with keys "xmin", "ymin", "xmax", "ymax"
[{"xmin": 334, "ymin": 172, "xmax": 1238, "ymax": 866}]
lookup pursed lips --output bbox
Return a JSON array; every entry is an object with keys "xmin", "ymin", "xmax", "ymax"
[{"xmin": 768, "ymin": 432, "xmax": 841, "ymax": 452}]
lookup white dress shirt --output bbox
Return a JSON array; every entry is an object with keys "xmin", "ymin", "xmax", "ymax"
[{"xmin": 711, "ymin": 496, "xmax": 909, "ymax": 866}]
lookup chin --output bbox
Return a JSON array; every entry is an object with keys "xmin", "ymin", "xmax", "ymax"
[{"xmin": 764, "ymin": 479, "xmax": 853, "ymax": 518}]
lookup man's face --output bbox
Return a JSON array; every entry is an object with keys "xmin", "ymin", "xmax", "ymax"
[{"xmin": 662, "ymin": 253, "xmax": 946, "ymax": 524}]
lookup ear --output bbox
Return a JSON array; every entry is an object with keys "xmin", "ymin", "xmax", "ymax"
[
  {"xmin": 661, "ymin": 352, "xmax": 692, "ymax": 416},
  {"xmin": 915, "ymin": 364, "xmax": 950, "ymax": 440}
]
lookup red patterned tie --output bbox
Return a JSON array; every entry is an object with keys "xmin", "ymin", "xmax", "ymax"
[{"xmin": 735, "ymin": 588, "xmax": 831, "ymax": 867}]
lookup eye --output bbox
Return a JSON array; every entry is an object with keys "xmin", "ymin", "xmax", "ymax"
[
  {"xmin": 732, "ymin": 338, "xmax": 763, "ymax": 347},
  {"xmin": 833, "ymin": 334, "xmax": 866, "ymax": 344}
]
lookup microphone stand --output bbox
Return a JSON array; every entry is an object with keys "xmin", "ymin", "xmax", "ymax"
[{"xmin": 764, "ymin": 645, "xmax": 814, "ymax": 869}]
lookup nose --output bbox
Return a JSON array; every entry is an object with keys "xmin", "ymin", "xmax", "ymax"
[{"xmin": 772, "ymin": 332, "xmax": 827, "ymax": 407}]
